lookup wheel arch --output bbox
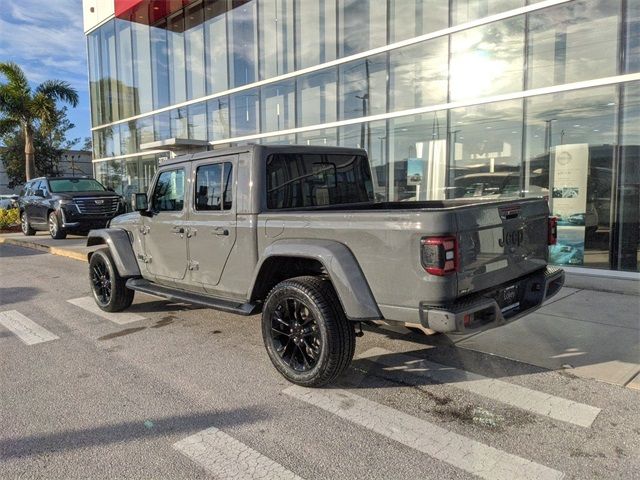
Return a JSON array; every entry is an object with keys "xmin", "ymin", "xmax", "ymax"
[
  {"xmin": 87, "ymin": 228, "xmax": 141, "ymax": 278},
  {"xmin": 249, "ymin": 239, "xmax": 381, "ymax": 321}
]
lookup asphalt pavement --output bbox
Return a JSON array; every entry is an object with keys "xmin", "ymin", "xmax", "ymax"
[{"xmin": 1, "ymin": 243, "xmax": 639, "ymax": 479}]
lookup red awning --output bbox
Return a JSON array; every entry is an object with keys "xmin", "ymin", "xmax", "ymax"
[{"xmin": 115, "ymin": 0, "xmax": 195, "ymax": 25}]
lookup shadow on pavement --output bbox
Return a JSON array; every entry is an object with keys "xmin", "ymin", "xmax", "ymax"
[
  {"xmin": 0, "ymin": 287, "xmax": 43, "ymax": 305},
  {"xmin": 0, "ymin": 244, "xmax": 45, "ymax": 257},
  {"xmin": 0, "ymin": 406, "xmax": 269, "ymax": 460}
]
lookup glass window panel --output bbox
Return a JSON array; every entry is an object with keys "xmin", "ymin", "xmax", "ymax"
[
  {"xmin": 100, "ymin": 20, "xmax": 118, "ymax": 123},
  {"xmin": 152, "ymin": 169, "xmax": 185, "ymax": 212},
  {"xmin": 204, "ymin": 0, "xmax": 229, "ymax": 94},
  {"xmin": 339, "ymin": 54, "xmax": 387, "ymax": 121},
  {"xmin": 168, "ymin": 11, "xmax": 187, "ymax": 105},
  {"xmin": 295, "ymin": 0, "xmax": 336, "ymax": 69},
  {"xmin": 338, "ymin": 0, "xmax": 387, "ymax": 57},
  {"xmin": 389, "ymin": 0, "xmax": 448, "ymax": 42},
  {"xmin": 259, "ymin": 0, "xmax": 295, "ymax": 79},
  {"xmin": 92, "ymin": 130, "xmax": 104, "ymax": 159},
  {"xmin": 449, "ymin": 100, "xmax": 523, "ymax": 200},
  {"xmin": 154, "ymin": 111, "xmax": 171, "ymax": 141},
  {"xmin": 104, "ymin": 125, "xmax": 121, "ymax": 157},
  {"xmin": 87, "ymin": 32, "xmax": 103, "ymax": 126},
  {"xmin": 452, "ymin": 0, "xmax": 523, "ymax": 25},
  {"xmin": 194, "ymin": 162, "xmax": 233, "ymax": 210},
  {"xmin": 260, "ymin": 134, "xmax": 296, "ymax": 145},
  {"xmin": 171, "ymin": 107, "xmax": 189, "ymax": 138},
  {"xmin": 387, "ymin": 111, "xmax": 447, "ymax": 201},
  {"xmin": 95, "ymin": 159, "xmax": 125, "ymax": 195},
  {"xmin": 119, "ymin": 121, "xmax": 138, "ymax": 156},
  {"xmin": 615, "ymin": 82, "xmax": 640, "ymax": 271},
  {"xmin": 188, "ymin": 102, "xmax": 208, "ymax": 140},
  {"xmin": 389, "ymin": 37, "xmax": 448, "ymax": 111},
  {"xmin": 296, "ymin": 68, "xmax": 337, "ymax": 127},
  {"xmin": 228, "ymin": 1, "xmax": 258, "ymax": 88},
  {"xmin": 296, "ymin": 128, "xmax": 337, "ymax": 146},
  {"xmin": 150, "ymin": 22, "xmax": 170, "ymax": 109},
  {"xmin": 525, "ymin": 86, "xmax": 617, "ymax": 269},
  {"xmin": 450, "ymin": 17, "xmax": 524, "ymax": 101},
  {"xmin": 131, "ymin": 22, "xmax": 153, "ymax": 114},
  {"xmin": 116, "ymin": 20, "xmax": 136, "ymax": 119},
  {"xmin": 136, "ymin": 116, "xmax": 154, "ymax": 148},
  {"xmin": 207, "ymin": 97, "xmax": 231, "ymax": 140},
  {"xmin": 261, "ymin": 80, "xmax": 295, "ymax": 132},
  {"xmin": 527, "ymin": 0, "xmax": 620, "ymax": 90},
  {"xmin": 230, "ymin": 89, "xmax": 259, "ymax": 137},
  {"xmin": 625, "ymin": 0, "xmax": 640, "ymax": 74},
  {"xmin": 185, "ymin": 1, "xmax": 206, "ymax": 100}
]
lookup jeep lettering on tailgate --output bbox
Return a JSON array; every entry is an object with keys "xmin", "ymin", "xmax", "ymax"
[{"xmin": 499, "ymin": 229, "xmax": 524, "ymax": 248}]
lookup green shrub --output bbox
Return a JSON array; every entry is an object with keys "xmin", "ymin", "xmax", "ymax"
[{"xmin": 0, "ymin": 208, "xmax": 20, "ymax": 229}]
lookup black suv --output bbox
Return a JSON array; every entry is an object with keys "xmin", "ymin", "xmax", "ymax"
[{"xmin": 19, "ymin": 177, "xmax": 124, "ymax": 239}]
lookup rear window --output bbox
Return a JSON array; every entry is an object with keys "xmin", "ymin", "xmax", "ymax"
[
  {"xmin": 49, "ymin": 179, "xmax": 106, "ymax": 193},
  {"xmin": 266, "ymin": 153, "xmax": 374, "ymax": 209}
]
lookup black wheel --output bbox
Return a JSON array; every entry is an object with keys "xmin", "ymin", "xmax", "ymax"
[
  {"xmin": 89, "ymin": 248, "xmax": 134, "ymax": 312},
  {"xmin": 21, "ymin": 211, "xmax": 36, "ymax": 236},
  {"xmin": 48, "ymin": 212, "xmax": 67, "ymax": 239},
  {"xmin": 262, "ymin": 276, "xmax": 356, "ymax": 387}
]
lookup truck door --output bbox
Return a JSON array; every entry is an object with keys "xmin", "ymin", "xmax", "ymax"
[
  {"xmin": 144, "ymin": 167, "xmax": 189, "ymax": 281},
  {"xmin": 186, "ymin": 156, "xmax": 237, "ymax": 291}
]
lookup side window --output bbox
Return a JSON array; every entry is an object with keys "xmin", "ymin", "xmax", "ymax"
[
  {"xmin": 21, "ymin": 182, "xmax": 32, "ymax": 196},
  {"xmin": 194, "ymin": 162, "xmax": 233, "ymax": 211},
  {"xmin": 39, "ymin": 180, "xmax": 49, "ymax": 195},
  {"xmin": 151, "ymin": 169, "xmax": 185, "ymax": 212}
]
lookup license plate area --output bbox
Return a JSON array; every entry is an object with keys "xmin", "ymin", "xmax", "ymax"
[{"xmin": 496, "ymin": 284, "xmax": 521, "ymax": 312}]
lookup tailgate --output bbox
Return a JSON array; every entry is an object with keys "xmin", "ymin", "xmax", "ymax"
[{"xmin": 456, "ymin": 199, "xmax": 549, "ymax": 296}]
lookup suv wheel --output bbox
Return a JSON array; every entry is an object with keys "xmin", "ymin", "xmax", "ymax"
[
  {"xmin": 21, "ymin": 212, "xmax": 36, "ymax": 236},
  {"xmin": 48, "ymin": 211, "xmax": 67, "ymax": 239},
  {"xmin": 262, "ymin": 276, "xmax": 356, "ymax": 387},
  {"xmin": 89, "ymin": 248, "xmax": 134, "ymax": 312}
]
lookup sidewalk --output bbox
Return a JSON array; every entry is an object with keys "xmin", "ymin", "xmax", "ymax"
[{"xmin": 2, "ymin": 231, "xmax": 639, "ymax": 388}]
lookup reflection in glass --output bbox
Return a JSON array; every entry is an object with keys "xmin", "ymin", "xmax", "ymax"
[
  {"xmin": 296, "ymin": 69, "xmax": 337, "ymax": 127},
  {"xmin": 171, "ymin": 107, "xmax": 189, "ymax": 138},
  {"xmin": 136, "ymin": 116, "xmax": 154, "ymax": 148},
  {"xmin": 339, "ymin": 54, "xmax": 387, "ymax": 121},
  {"xmin": 338, "ymin": 0, "xmax": 386, "ymax": 57},
  {"xmin": 95, "ymin": 159, "xmax": 125, "ymax": 195},
  {"xmin": 116, "ymin": 20, "xmax": 135, "ymax": 119},
  {"xmin": 261, "ymin": 81, "xmax": 295, "ymax": 132},
  {"xmin": 228, "ymin": 1, "xmax": 258, "ymax": 88},
  {"xmin": 260, "ymin": 134, "xmax": 296, "ymax": 145},
  {"xmin": 104, "ymin": 125, "xmax": 121, "ymax": 158},
  {"xmin": 527, "ymin": 0, "xmax": 620, "ymax": 89},
  {"xmin": 188, "ymin": 102, "xmax": 208, "ymax": 140},
  {"xmin": 525, "ymin": 86, "xmax": 617, "ymax": 269},
  {"xmin": 389, "ymin": 38, "xmax": 448, "ymax": 112},
  {"xmin": 624, "ymin": 0, "xmax": 640, "ymax": 74},
  {"xmin": 119, "ymin": 121, "xmax": 138, "ymax": 156},
  {"xmin": 230, "ymin": 89, "xmax": 259, "ymax": 137},
  {"xmin": 131, "ymin": 22, "xmax": 153, "ymax": 114},
  {"xmin": 100, "ymin": 21, "xmax": 118, "ymax": 123},
  {"xmin": 295, "ymin": 0, "xmax": 336, "ymax": 69},
  {"xmin": 451, "ymin": 0, "xmax": 522, "ymax": 25},
  {"xmin": 207, "ymin": 97, "xmax": 230, "ymax": 140},
  {"xmin": 150, "ymin": 21, "xmax": 170, "ymax": 110},
  {"xmin": 154, "ymin": 111, "xmax": 171, "ymax": 141},
  {"xmin": 168, "ymin": 11, "xmax": 187, "ymax": 105},
  {"xmin": 296, "ymin": 128, "xmax": 337, "ymax": 146},
  {"xmin": 204, "ymin": 0, "xmax": 229, "ymax": 94},
  {"xmin": 185, "ymin": 1, "xmax": 206, "ymax": 100},
  {"xmin": 259, "ymin": 0, "xmax": 295, "ymax": 79},
  {"xmin": 87, "ymin": 31, "xmax": 102, "ymax": 126},
  {"xmin": 450, "ymin": 17, "xmax": 524, "ymax": 101},
  {"xmin": 388, "ymin": 0, "xmax": 448, "ymax": 42}
]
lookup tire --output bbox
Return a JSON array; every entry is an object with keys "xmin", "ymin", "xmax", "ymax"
[
  {"xmin": 20, "ymin": 211, "xmax": 36, "ymax": 236},
  {"xmin": 48, "ymin": 211, "xmax": 67, "ymax": 239},
  {"xmin": 89, "ymin": 248, "xmax": 134, "ymax": 312},
  {"xmin": 262, "ymin": 276, "xmax": 356, "ymax": 387}
]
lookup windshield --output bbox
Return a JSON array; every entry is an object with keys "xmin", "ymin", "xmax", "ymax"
[{"xmin": 48, "ymin": 179, "xmax": 107, "ymax": 193}]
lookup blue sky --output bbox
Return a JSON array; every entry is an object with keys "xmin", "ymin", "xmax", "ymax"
[{"xmin": 0, "ymin": 0, "xmax": 90, "ymax": 146}]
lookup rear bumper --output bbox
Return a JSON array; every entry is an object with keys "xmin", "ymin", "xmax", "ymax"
[{"xmin": 420, "ymin": 266, "xmax": 565, "ymax": 334}]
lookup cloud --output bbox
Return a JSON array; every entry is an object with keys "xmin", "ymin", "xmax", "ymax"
[{"xmin": 0, "ymin": 0, "xmax": 87, "ymax": 92}]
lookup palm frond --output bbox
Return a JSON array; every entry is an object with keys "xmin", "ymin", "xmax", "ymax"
[
  {"xmin": 30, "ymin": 93, "xmax": 58, "ymax": 133},
  {"xmin": 0, "ymin": 62, "xmax": 29, "ymax": 93},
  {"xmin": 35, "ymin": 80, "xmax": 79, "ymax": 108},
  {"xmin": 0, "ymin": 117, "xmax": 20, "ymax": 137}
]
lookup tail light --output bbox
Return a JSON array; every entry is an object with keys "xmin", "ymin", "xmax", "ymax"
[
  {"xmin": 421, "ymin": 236, "xmax": 458, "ymax": 276},
  {"xmin": 548, "ymin": 217, "xmax": 558, "ymax": 245}
]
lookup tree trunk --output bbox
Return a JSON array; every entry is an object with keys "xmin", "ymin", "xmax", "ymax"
[{"xmin": 24, "ymin": 128, "xmax": 36, "ymax": 181}]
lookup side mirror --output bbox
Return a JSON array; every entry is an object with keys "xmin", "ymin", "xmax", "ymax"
[
  {"xmin": 131, "ymin": 193, "xmax": 149, "ymax": 213},
  {"xmin": 34, "ymin": 189, "xmax": 45, "ymax": 197},
  {"xmin": 107, "ymin": 187, "xmax": 115, "ymax": 192}
]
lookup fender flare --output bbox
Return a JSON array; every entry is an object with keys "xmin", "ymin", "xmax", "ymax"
[
  {"xmin": 250, "ymin": 239, "xmax": 381, "ymax": 321},
  {"xmin": 87, "ymin": 228, "xmax": 141, "ymax": 278}
]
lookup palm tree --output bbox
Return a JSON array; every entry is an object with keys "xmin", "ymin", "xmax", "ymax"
[{"xmin": 0, "ymin": 62, "xmax": 79, "ymax": 181}]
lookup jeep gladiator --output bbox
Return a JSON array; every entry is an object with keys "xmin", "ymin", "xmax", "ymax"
[{"xmin": 86, "ymin": 144, "xmax": 564, "ymax": 386}]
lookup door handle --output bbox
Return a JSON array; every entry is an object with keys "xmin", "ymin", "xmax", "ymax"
[
  {"xmin": 212, "ymin": 227, "xmax": 229, "ymax": 236},
  {"xmin": 172, "ymin": 226, "xmax": 185, "ymax": 237}
]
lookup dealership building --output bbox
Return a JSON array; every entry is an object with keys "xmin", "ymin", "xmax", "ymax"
[{"xmin": 82, "ymin": 0, "xmax": 639, "ymax": 274}]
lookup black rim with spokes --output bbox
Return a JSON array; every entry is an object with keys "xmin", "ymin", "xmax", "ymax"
[
  {"xmin": 91, "ymin": 258, "xmax": 112, "ymax": 305},
  {"xmin": 270, "ymin": 298, "xmax": 321, "ymax": 372}
]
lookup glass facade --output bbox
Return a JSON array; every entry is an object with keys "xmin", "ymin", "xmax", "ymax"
[{"xmin": 88, "ymin": 0, "xmax": 640, "ymax": 272}]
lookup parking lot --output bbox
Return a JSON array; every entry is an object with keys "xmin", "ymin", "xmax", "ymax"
[{"xmin": 1, "ymin": 242, "xmax": 639, "ymax": 479}]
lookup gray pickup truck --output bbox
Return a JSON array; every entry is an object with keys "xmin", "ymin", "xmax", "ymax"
[{"xmin": 86, "ymin": 145, "xmax": 564, "ymax": 386}]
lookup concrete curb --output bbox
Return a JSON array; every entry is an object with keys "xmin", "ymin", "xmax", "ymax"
[{"xmin": 0, "ymin": 236, "xmax": 90, "ymax": 262}]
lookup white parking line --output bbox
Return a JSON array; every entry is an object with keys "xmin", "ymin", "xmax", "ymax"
[
  {"xmin": 285, "ymin": 386, "xmax": 563, "ymax": 480},
  {"xmin": 67, "ymin": 297, "xmax": 144, "ymax": 325},
  {"xmin": 359, "ymin": 347, "xmax": 601, "ymax": 428},
  {"xmin": 174, "ymin": 427, "xmax": 304, "ymax": 480},
  {"xmin": 0, "ymin": 310, "xmax": 59, "ymax": 345}
]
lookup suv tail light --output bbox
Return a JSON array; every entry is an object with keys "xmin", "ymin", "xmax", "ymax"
[
  {"xmin": 421, "ymin": 236, "xmax": 458, "ymax": 276},
  {"xmin": 548, "ymin": 217, "xmax": 558, "ymax": 245}
]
